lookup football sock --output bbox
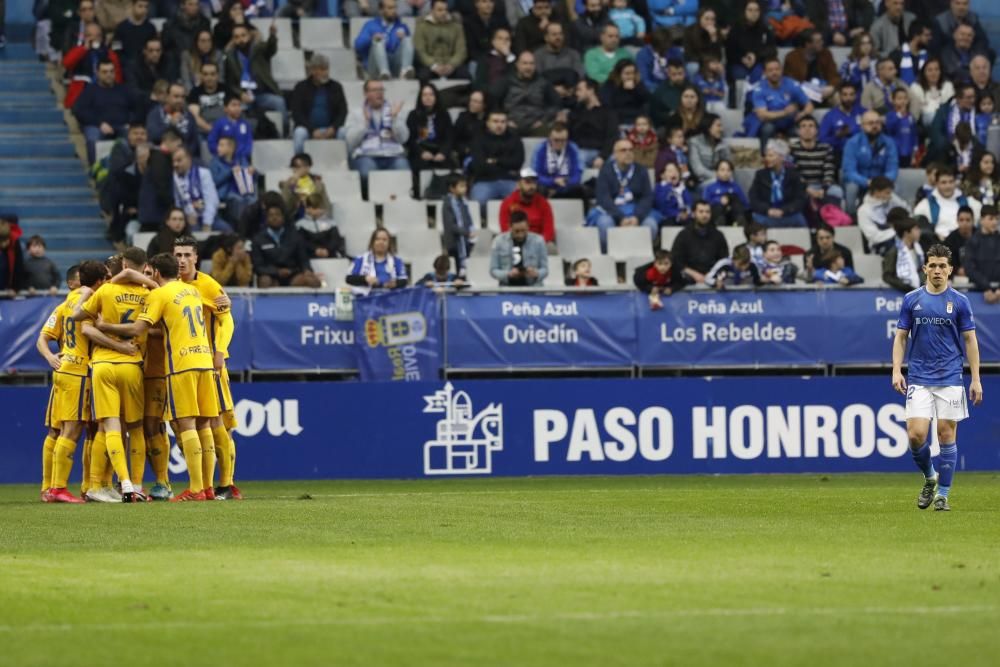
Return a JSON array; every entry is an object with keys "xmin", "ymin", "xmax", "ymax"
[
  {"xmin": 41, "ymin": 435, "xmax": 57, "ymax": 491},
  {"xmin": 127, "ymin": 427, "xmax": 146, "ymax": 490},
  {"xmin": 179, "ymin": 430, "xmax": 204, "ymax": 493},
  {"xmin": 911, "ymin": 442, "xmax": 936, "ymax": 480},
  {"xmin": 105, "ymin": 431, "xmax": 131, "ymax": 484},
  {"xmin": 89, "ymin": 432, "xmax": 108, "ymax": 489},
  {"xmin": 51, "ymin": 436, "xmax": 77, "ymax": 489},
  {"xmin": 230, "ymin": 430, "xmax": 236, "ymax": 483},
  {"xmin": 198, "ymin": 428, "xmax": 216, "ymax": 491},
  {"xmin": 213, "ymin": 426, "xmax": 233, "ymax": 487},
  {"xmin": 80, "ymin": 435, "xmax": 92, "ymax": 494},
  {"xmin": 149, "ymin": 430, "xmax": 170, "ymax": 485},
  {"xmin": 937, "ymin": 443, "xmax": 958, "ymax": 498}
]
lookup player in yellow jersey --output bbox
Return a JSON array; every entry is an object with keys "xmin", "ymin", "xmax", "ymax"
[
  {"xmin": 35, "ymin": 261, "xmax": 135, "ymax": 504},
  {"xmin": 173, "ymin": 235, "xmax": 242, "ymax": 500},
  {"xmin": 139, "ymin": 262, "xmax": 173, "ymax": 500},
  {"xmin": 71, "ymin": 247, "xmax": 150, "ymax": 502},
  {"xmin": 98, "ymin": 253, "xmax": 221, "ymax": 502}
]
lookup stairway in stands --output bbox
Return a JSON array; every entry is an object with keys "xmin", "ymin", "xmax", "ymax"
[{"xmin": 0, "ymin": 42, "xmax": 112, "ymax": 278}]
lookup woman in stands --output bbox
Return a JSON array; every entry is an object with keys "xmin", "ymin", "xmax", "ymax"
[
  {"xmin": 682, "ymin": 7, "xmax": 724, "ymax": 78},
  {"xmin": 214, "ymin": 0, "xmax": 252, "ymax": 51},
  {"xmin": 725, "ymin": 0, "xmax": 775, "ymax": 86},
  {"xmin": 664, "ymin": 84, "xmax": 705, "ymax": 138},
  {"xmin": 406, "ymin": 83, "xmax": 456, "ymax": 197},
  {"xmin": 688, "ymin": 113, "xmax": 731, "ymax": 184},
  {"xmin": 453, "ymin": 89, "xmax": 487, "ymax": 167},
  {"xmin": 599, "ymin": 60, "xmax": 650, "ymax": 128},
  {"xmin": 910, "ymin": 58, "xmax": 955, "ymax": 130},
  {"xmin": 838, "ymin": 31, "xmax": 877, "ymax": 90},
  {"xmin": 346, "ymin": 228, "xmax": 409, "ymax": 291},
  {"xmin": 962, "ymin": 151, "xmax": 1000, "ymax": 207},
  {"xmin": 147, "ymin": 207, "xmax": 192, "ymax": 257},
  {"xmin": 181, "ymin": 29, "xmax": 226, "ymax": 91}
]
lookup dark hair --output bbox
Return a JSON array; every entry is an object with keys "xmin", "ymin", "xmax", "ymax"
[
  {"xmin": 666, "ymin": 57, "xmax": 686, "ymax": 70},
  {"xmin": 160, "ymin": 127, "xmax": 182, "ymax": 144},
  {"xmin": 433, "ymin": 255, "xmax": 451, "ymax": 272},
  {"xmin": 893, "ymin": 218, "xmax": 918, "ymax": 237},
  {"xmin": 649, "ymin": 28, "xmax": 672, "ymax": 54},
  {"xmin": 509, "ymin": 210, "xmax": 529, "ymax": 225},
  {"xmin": 290, "ymin": 152, "xmax": 313, "ymax": 168},
  {"xmin": 571, "ymin": 258, "xmax": 590, "ymax": 271},
  {"xmin": 936, "ymin": 165, "xmax": 957, "ymax": 180},
  {"xmin": 761, "ymin": 55, "xmax": 781, "ymax": 69},
  {"xmin": 415, "ymin": 82, "xmax": 443, "ymax": 114},
  {"xmin": 892, "ymin": 87, "xmax": 909, "ymax": 99},
  {"xmin": 579, "ymin": 77, "xmax": 599, "ymax": 93},
  {"xmin": 608, "ymin": 59, "xmax": 638, "ymax": 88},
  {"xmin": 796, "ymin": 114, "xmax": 817, "ymax": 127},
  {"xmin": 78, "ymin": 260, "xmax": 107, "ymax": 288},
  {"xmin": 925, "ymin": 243, "xmax": 953, "ymax": 264},
  {"xmin": 122, "ymin": 246, "xmax": 147, "ymax": 268},
  {"xmin": 798, "ymin": 29, "xmax": 817, "ymax": 47},
  {"xmin": 764, "ymin": 239, "xmax": 781, "ymax": 250},
  {"xmin": 744, "ymin": 221, "xmax": 765, "ymax": 240},
  {"xmin": 982, "ymin": 204, "xmax": 999, "ymax": 217},
  {"xmin": 97, "ymin": 57, "xmax": 115, "ymax": 69},
  {"xmin": 870, "ymin": 175, "xmax": 894, "ymax": 192},
  {"xmin": 367, "ymin": 228, "xmax": 393, "ymax": 251},
  {"xmin": 654, "ymin": 250, "xmax": 671, "ymax": 262},
  {"xmin": 173, "ymin": 234, "xmax": 199, "ymax": 254},
  {"xmin": 917, "ymin": 57, "xmax": 943, "ymax": 89},
  {"xmin": 550, "ymin": 121, "xmax": 569, "ymax": 135},
  {"xmin": 446, "ymin": 173, "xmax": 467, "ymax": 190},
  {"xmin": 27, "ymin": 234, "xmax": 45, "ymax": 247},
  {"xmin": 105, "ymin": 254, "xmax": 123, "ymax": 275},
  {"xmin": 128, "ymin": 119, "xmax": 146, "ymax": 129},
  {"xmin": 886, "ymin": 206, "xmax": 910, "ymax": 224},
  {"xmin": 876, "ymin": 56, "xmax": 894, "ymax": 69},
  {"xmin": 821, "ymin": 249, "xmax": 843, "ymax": 265},
  {"xmin": 908, "ymin": 19, "xmax": 930, "ymax": 41},
  {"xmin": 838, "ymin": 80, "xmax": 858, "ymax": 92},
  {"xmin": 149, "ymin": 253, "xmax": 179, "ymax": 278},
  {"xmin": 732, "ymin": 243, "xmax": 751, "ymax": 264},
  {"xmin": 814, "ymin": 221, "xmax": 834, "ymax": 236},
  {"xmin": 200, "ymin": 60, "xmax": 218, "ymax": 72},
  {"xmin": 693, "ymin": 199, "xmax": 711, "ymax": 211},
  {"xmin": 224, "ymin": 93, "xmax": 242, "ymax": 106},
  {"xmin": 957, "ymin": 205, "xmax": 975, "ymax": 218},
  {"xmin": 219, "ymin": 233, "xmax": 242, "ymax": 254},
  {"xmin": 66, "ymin": 264, "xmax": 80, "ymax": 282}
]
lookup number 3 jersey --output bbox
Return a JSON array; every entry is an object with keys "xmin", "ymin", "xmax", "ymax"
[
  {"xmin": 81, "ymin": 283, "xmax": 149, "ymax": 364},
  {"xmin": 41, "ymin": 288, "xmax": 91, "ymax": 376},
  {"xmin": 138, "ymin": 280, "xmax": 217, "ymax": 374}
]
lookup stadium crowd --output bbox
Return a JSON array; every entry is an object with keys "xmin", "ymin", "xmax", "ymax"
[{"xmin": 3, "ymin": 0, "xmax": 999, "ymax": 299}]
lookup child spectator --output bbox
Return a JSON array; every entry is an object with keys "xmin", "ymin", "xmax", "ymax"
[
  {"xmin": 743, "ymin": 221, "xmax": 766, "ymax": 269},
  {"xmin": 566, "ymin": 258, "xmax": 599, "ymax": 286},
  {"xmin": 813, "ymin": 249, "xmax": 864, "ymax": 285},
  {"xmin": 207, "ymin": 94, "xmax": 253, "ymax": 161},
  {"xmin": 916, "ymin": 162, "xmax": 940, "ymax": 206},
  {"xmin": 705, "ymin": 243, "xmax": 761, "ymax": 289},
  {"xmin": 209, "ymin": 135, "xmax": 257, "ymax": 226},
  {"xmin": 419, "ymin": 255, "xmax": 463, "ymax": 288},
  {"xmin": 633, "ymin": 250, "xmax": 684, "ymax": 309},
  {"xmin": 654, "ymin": 126, "xmax": 690, "ymax": 181},
  {"xmin": 280, "ymin": 153, "xmax": 332, "ymax": 220},
  {"xmin": 626, "ymin": 115, "xmax": 659, "ymax": 169},
  {"xmin": 653, "ymin": 162, "xmax": 692, "ymax": 226},
  {"xmin": 210, "ymin": 233, "xmax": 253, "ymax": 287},
  {"xmin": 975, "ymin": 94, "xmax": 994, "ymax": 147},
  {"xmin": 24, "ymin": 236, "xmax": 61, "ymax": 292},
  {"xmin": 691, "ymin": 55, "xmax": 727, "ymax": 114},
  {"xmin": 296, "ymin": 193, "xmax": 345, "ymax": 259},
  {"xmin": 609, "ymin": 0, "xmax": 646, "ymax": 46},
  {"xmin": 759, "ymin": 240, "xmax": 797, "ymax": 284},
  {"xmin": 703, "ymin": 159, "xmax": 749, "ymax": 227},
  {"xmin": 884, "ymin": 88, "xmax": 917, "ymax": 168},
  {"xmin": 857, "ymin": 176, "xmax": 910, "ymax": 255},
  {"xmin": 440, "ymin": 174, "xmax": 477, "ymax": 277}
]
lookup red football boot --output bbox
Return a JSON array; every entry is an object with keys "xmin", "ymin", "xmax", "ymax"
[
  {"xmin": 170, "ymin": 489, "xmax": 207, "ymax": 503},
  {"xmin": 49, "ymin": 487, "xmax": 85, "ymax": 504},
  {"xmin": 203, "ymin": 487, "xmax": 216, "ymax": 501},
  {"xmin": 230, "ymin": 484, "xmax": 243, "ymax": 500}
]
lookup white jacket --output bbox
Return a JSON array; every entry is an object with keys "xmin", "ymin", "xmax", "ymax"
[
  {"xmin": 913, "ymin": 188, "xmax": 982, "ymax": 240},
  {"xmin": 857, "ymin": 191, "xmax": 910, "ymax": 247}
]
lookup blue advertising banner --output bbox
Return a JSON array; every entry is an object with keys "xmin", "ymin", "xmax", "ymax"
[
  {"xmin": 226, "ymin": 296, "xmax": 252, "ymax": 371},
  {"xmin": 353, "ymin": 288, "xmax": 441, "ymax": 381},
  {"xmin": 250, "ymin": 294, "xmax": 356, "ymax": 370},
  {"xmin": 0, "ymin": 297, "xmax": 62, "ymax": 372},
  {"xmin": 2, "ymin": 377, "xmax": 998, "ymax": 484},
  {"xmin": 445, "ymin": 293, "xmax": 637, "ymax": 368}
]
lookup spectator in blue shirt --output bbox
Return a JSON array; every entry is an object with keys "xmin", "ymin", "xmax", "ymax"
[
  {"xmin": 842, "ymin": 110, "xmax": 900, "ymax": 214},
  {"xmin": 884, "ymin": 87, "xmax": 918, "ymax": 167},
  {"xmin": 648, "ymin": 0, "xmax": 698, "ymax": 29},
  {"xmin": 532, "ymin": 122, "xmax": 585, "ymax": 199},
  {"xmin": 586, "ymin": 138, "xmax": 658, "ymax": 251},
  {"xmin": 704, "ymin": 159, "xmax": 749, "ymax": 227},
  {"xmin": 207, "ymin": 95, "xmax": 253, "ymax": 161},
  {"xmin": 751, "ymin": 56, "xmax": 813, "ymax": 152},
  {"xmin": 354, "ymin": 0, "xmax": 416, "ymax": 80},
  {"xmin": 819, "ymin": 80, "xmax": 862, "ymax": 157},
  {"xmin": 209, "ymin": 135, "xmax": 257, "ymax": 227}
]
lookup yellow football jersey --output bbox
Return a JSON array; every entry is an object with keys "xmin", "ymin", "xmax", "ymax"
[
  {"xmin": 139, "ymin": 280, "xmax": 214, "ymax": 374},
  {"xmin": 144, "ymin": 324, "xmax": 167, "ymax": 378},
  {"xmin": 82, "ymin": 283, "xmax": 148, "ymax": 364},
  {"xmin": 185, "ymin": 271, "xmax": 234, "ymax": 358},
  {"xmin": 41, "ymin": 290, "xmax": 91, "ymax": 377}
]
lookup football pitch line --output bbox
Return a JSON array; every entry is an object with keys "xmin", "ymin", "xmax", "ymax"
[{"xmin": 2, "ymin": 604, "xmax": 996, "ymax": 633}]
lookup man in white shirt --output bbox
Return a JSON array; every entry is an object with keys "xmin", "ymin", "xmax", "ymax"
[{"xmin": 913, "ymin": 166, "xmax": 981, "ymax": 240}]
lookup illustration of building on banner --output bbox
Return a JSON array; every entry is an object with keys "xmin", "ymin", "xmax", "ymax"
[{"xmin": 423, "ymin": 383, "xmax": 503, "ymax": 475}]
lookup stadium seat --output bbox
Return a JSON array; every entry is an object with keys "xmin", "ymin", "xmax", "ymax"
[
  {"xmin": 312, "ymin": 48, "xmax": 360, "ymax": 81},
  {"xmin": 777, "ymin": 47, "xmax": 792, "ymax": 63},
  {"xmin": 303, "ymin": 139, "xmax": 349, "ymax": 171},
  {"xmin": 485, "ymin": 200, "xmax": 503, "ymax": 233},
  {"xmin": 830, "ymin": 47, "xmax": 850, "ymax": 68},
  {"xmin": 549, "ymin": 199, "xmax": 585, "ymax": 228},
  {"xmin": 335, "ymin": 201, "xmax": 378, "ymax": 254},
  {"xmin": 470, "ymin": 228, "xmax": 494, "ymax": 255},
  {"xmin": 250, "ymin": 17, "xmax": 293, "ymax": 49},
  {"xmin": 381, "ymin": 200, "xmax": 431, "ymax": 232},
  {"xmin": 318, "ymin": 170, "xmax": 363, "ymax": 201},
  {"xmin": 95, "ymin": 140, "xmax": 114, "ymax": 164},
  {"xmin": 150, "ymin": 17, "xmax": 165, "ymax": 32},
  {"xmin": 624, "ymin": 255, "xmax": 654, "ymax": 282},
  {"xmin": 852, "ymin": 254, "xmax": 884, "ymax": 284},
  {"xmin": 607, "ymin": 227, "xmax": 654, "ymax": 261},
  {"xmin": 522, "ymin": 137, "xmax": 545, "ymax": 167},
  {"xmin": 271, "ymin": 49, "xmax": 307, "ymax": 90},
  {"xmin": 580, "ymin": 254, "xmax": 618, "ymax": 285},
  {"xmin": 834, "ymin": 226, "xmax": 865, "ymax": 258},
  {"xmin": 199, "ymin": 259, "xmax": 211, "ymax": 273},
  {"xmin": 768, "ymin": 228, "xmax": 811, "ymax": 252},
  {"xmin": 252, "ymin": 140, "xmax": 295, "ymax": 172},
  {"xmin": 465, "ymin": 256, "xmax": 494, "ymax": 286},
  {"xmin": 557, "ymin": 227, "xmax": 601, "ymax": 261},
  {"xmin": 132, "ymin": 231, "xmax": 155, "ymax": 252},
  {"xmin": 734, "ymin": 168, "xmax": 756, "ymax": 196},
  {"xmin": 812, "ymin": 107, "xmax": 829, "ymax": 125},
  {"xmin": 265, "ymin": 111, "xmax": 285, "ymax": 137},
  {"xmin": 368, "ymin": 170, "xmax": 413, "ymax": 202},
  {"xmin": 300, "ymin": 19, "xmax": 345, "ymax": 50},
  {"xmin": 385, "ymin": 80, "xmax": 420, "ymax": 106},
  {"xmin": 719, "ymin": 108, "xmax": 744, "ymax": 137},
  {"xmin": 311, "ymin": 258, "xmax": 353, "ymax": 288},
  {"xmin": 394, "ymin": 228, "xmax": 443, "ymax": 258},
  {"xmin": 546, "ymin": 255, "xmax": 565, "ymax": 284},
  {"xmin": 419, "ymin": 169, "xmax": 458, "ymax": 199},
  {"xmin": 719, "ymin": 226, "xmax": 746, "ymax": 249},
  {"xmin": 896, "ymin": 169, "xmax": 925, "ymax": 205},
  {"xmin": 434, "ymin": 197, "xmax": 481, "ymax": 229},
  {"xmin": 659, "ymin": 226, "xmax": 684, "ymax": 252}
]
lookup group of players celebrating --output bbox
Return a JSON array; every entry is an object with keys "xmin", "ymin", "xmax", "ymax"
[{"xmin": 36, "ymin": 236, "xmax": 240, "ymax": 503}]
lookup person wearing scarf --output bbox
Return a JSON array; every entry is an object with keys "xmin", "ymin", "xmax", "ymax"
[
  {"xmin": 882, "ymin": 218, "xmax": 926, "ymax": 292},
  {"xmin": 441, "ymin": 174, "xmax": 476, "ymax": 277},
  {"xmin": 860, "ymin": 57, "xmax": 906, "ymax": 116},
  {"xmin": 347, "ymin": 228, "xmax": 409, "ymax": 294},
  {"xmin": 891, "ymin": 22, "xmax": 930, "ymax": 86},
  {"xmin": 345, "ymin": 80, "xmax": 410, "ymax": 194},
  {"xmin": 62, "ymin": 22, "xmax": 122, "ymax": 109},
  {"xmin": 171, "ymin": 146, "xmax": 229, "ymax": 232},
  {"xmin": 749, "ymin": 139, "xmax": 808, "ymax": 227},
  {"xmin": 532, "ymin": 123, "xmax": 584, "ymax": 198}
]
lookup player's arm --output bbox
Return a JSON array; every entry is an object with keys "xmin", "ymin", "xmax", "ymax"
[
  {"xmin": 214, "ymin": 310, "xmax": 235, "ymax": 367},
  {"xmin": 80, "ymin": 321, "xmax": 139, "ymax": 356},
  {"xmin": 964, "ymin": 329, "xmax": 983, "ymax": 405},
  {"xmin": 97, "ymin": 318, "xmax": 150, "ymax": 338},
  {"xmin": 110, "ymin": 267, "xmax": 158, "ymax": 290},
  {"xmin": 35, "ymin": 332, "xmax": 61, "ymax": 371},
  {"xmin": 70, "ymin": 286, "xmax": 99, "ymax": 322},
  {"xmin": 891, "ymin": 328, "xmax": 909, "ymax": 395}
]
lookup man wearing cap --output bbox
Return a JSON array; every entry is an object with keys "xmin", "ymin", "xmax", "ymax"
[{"xmin": 499, "ymin": 168, "xmax": 557, "ymax": 254}]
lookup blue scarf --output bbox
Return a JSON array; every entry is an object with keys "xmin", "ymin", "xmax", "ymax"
[
  {"xmin": 174, "ymin": 168, "xmax": 204, "ymax": 219},
  {"xmin": 770, "ymin": 169, "xmax": 784, "ymax": 206},
  {"xmin": 237, "ymin": 49, "xmax": 255, "ymax": 90}
]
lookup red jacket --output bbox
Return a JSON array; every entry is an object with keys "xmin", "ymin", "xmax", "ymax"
[
  {"xmin": 62, "ymin": 46, "xmax": 123, "ymax": 109},
  {"xmin": 498, "ymin": 191, "xmax": 555, "ymax": 243}
]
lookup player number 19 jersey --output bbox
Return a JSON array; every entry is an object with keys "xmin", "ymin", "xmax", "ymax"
[{"xmin": 139, "ymin": 281, "xmax": 218, "ymax": 374}]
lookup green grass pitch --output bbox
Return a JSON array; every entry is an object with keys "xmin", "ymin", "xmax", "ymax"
[{"xmin": 2, "ymin": 474, "xmax": 999, "ymax": 666}]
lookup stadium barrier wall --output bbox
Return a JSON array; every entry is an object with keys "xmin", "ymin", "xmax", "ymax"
[
  {"xmin": 3, "ymin": 289, "xmax": 1000, "ymax": 374},
  {"xmin": 2, "ymin": 377, "xmax": 999, "ymax": 483}
]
